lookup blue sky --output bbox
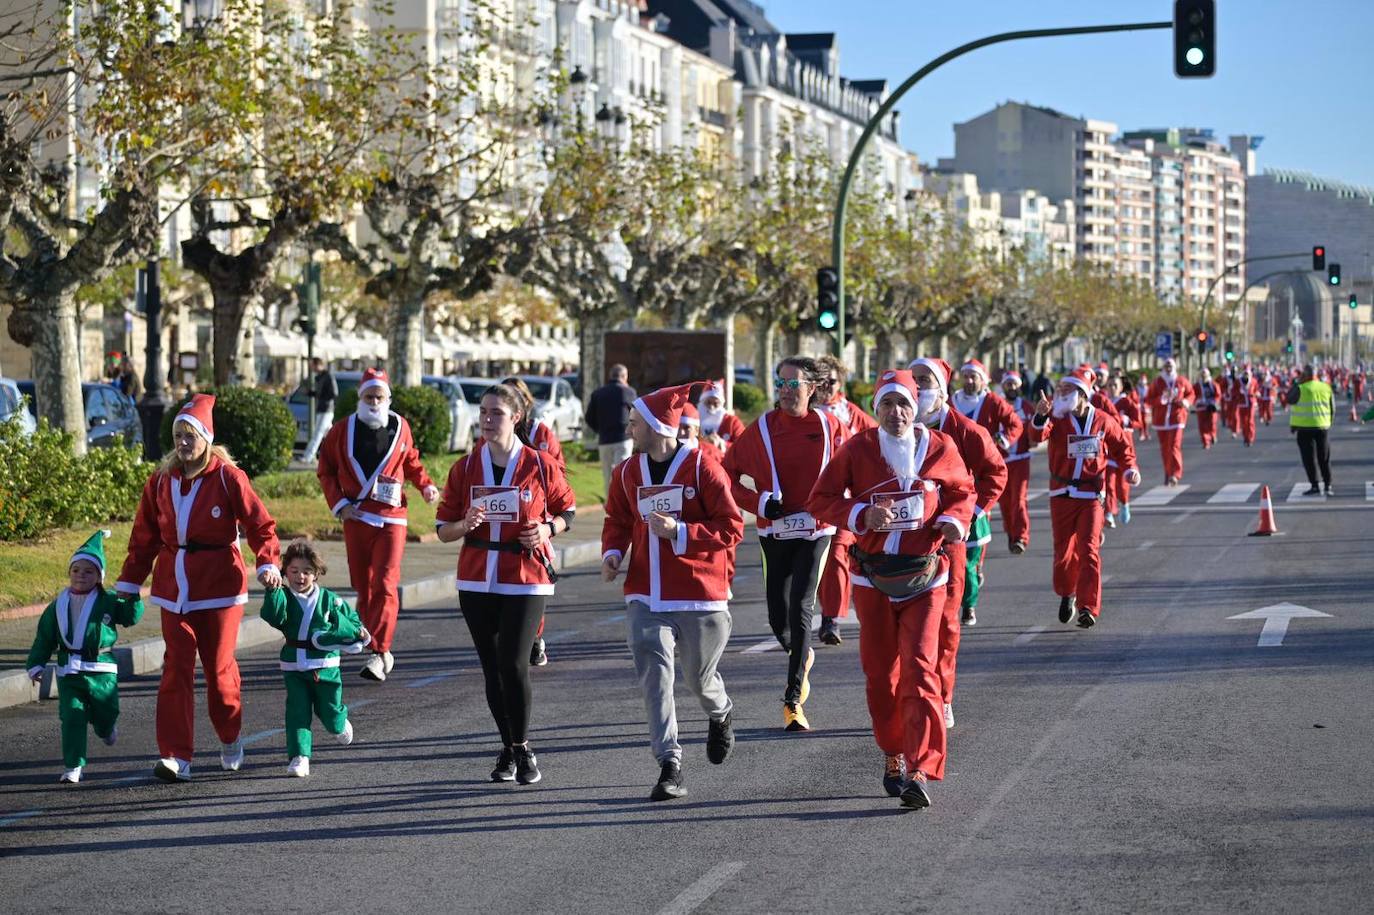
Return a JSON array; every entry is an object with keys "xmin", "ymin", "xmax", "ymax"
[{"xmin": 773, "ymin": 0, "xmax": 1374, "ymax": 188}]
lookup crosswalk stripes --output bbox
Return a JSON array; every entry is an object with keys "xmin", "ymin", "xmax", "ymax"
[
  {"xmin": 1207, "ymin": 483, "xmax": 1260, "ymax": 504},
  {"xmin": 1366, "ymin": 481, "xmax": 1374, "ymax": 502},
  {"xmin": 1286, "ymin": 482, "xmax": 1327, "ymax": 502},
  {"xmin": 1132, "ymin": 484, "xmax": 1190, "ymax": 506}
]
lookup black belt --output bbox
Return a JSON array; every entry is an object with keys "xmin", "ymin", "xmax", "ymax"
[
  {"xmin": 178, "ymin": 542, "xmax": 228, "ymax": 553},
  {"xmin": 463, "ymin": 537, "xmax": 559, "ymax": 583},
  {"xmin": 286, "ymin": 638, "xmax": 315, "ymax": 650},
  {"xmin": 1051, "ymin": 473, "xmax": 1102, "ymax": 493}
]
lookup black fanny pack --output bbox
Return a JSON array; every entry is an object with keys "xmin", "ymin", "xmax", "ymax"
[{"xmin": 849, "ymin": 546, "xmax": 945, "ymax": 600}]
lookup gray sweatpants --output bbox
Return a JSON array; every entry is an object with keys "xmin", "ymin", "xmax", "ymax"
[{"xmin": 626, "ymin": 600, "xmax": 733, "ymax": 765}]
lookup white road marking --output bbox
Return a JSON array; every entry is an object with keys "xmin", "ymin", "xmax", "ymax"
[
  {"xmin": 1287, "ymin": 482, "xmax": 1327, "ymax": 502},
  {"xmin": 657, "ymin": 862, "xmax": 746, "ymax": 915},
  {"xmin": 742, "ymin": 638, "xmax": 779, "ymax": 654},
  {"xmin": 1366, "ymin": 481, "xmax": 1374, "ymax": 502},
  {"xmin": 1208, "ymin": 482, "xmax": 1260, "ymax": 504},
  {"xmin": 1228, "ymin": 602, "xmax": 1333, "ymax": 648},
  {"xmin": 0, "ymin": 809, "xmax": 42, "ymax": 828},
  {"xmin": 1170, "ymin": 507, "xmax": 1199, "ymax": 525},
  {"xmin": 407, "ymin": 673, "xmax": 455, "ymax": 688},
  {"xmin": 1132, "ymin": 484, "xmax": 1189, "ymax": 506},
  {"xmin": 1013, "ymin": 626, "xmax": 1045, "ymax": 646},
  {"xmin": 350, "ymin": 699, "xmax": 377, "ymax": 710},
  {"xmin": 241, "ymin": 728, "xmax": 284, "ymax": 747},
  {"xmin": 1135, "ymin": 540, "xmax": 1156, "ymax": 551}
]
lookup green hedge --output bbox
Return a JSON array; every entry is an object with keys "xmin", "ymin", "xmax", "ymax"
[
  {"xmin": 336, "ymin": 387, "xmax": 359, "ymax": 418},
  {"xmin": 160, "ymin": 386, "xmax": 295, "ymax": 478},
  {"xmin": 732, "ymin": 382, "xmax": 766, "ymax": 415},
  {"xmin": 0, "ymin": 417, "xmax": 152, "ymax": 541},
  {"xmin": 334, "ymin": 386, "xmax": 451, "ymax": 455}
]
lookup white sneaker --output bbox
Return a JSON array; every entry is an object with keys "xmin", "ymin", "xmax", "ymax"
[
  {"xmin": 153, "ymin": 757, "xmax": 192, "ymax": 782},
  {"xmin": 220, "ymin": 738, "xmax": 245, "ymax": 772},
  {"xmin": 102, "ymin": 726, "xmax": 118, "ymax": 747},
  {"xmin": 335, "ymin": 719, "xmax": 354, "ymax": 746},
  {"xmin": 382, "ymin": 651, "xmax": 395, "ymax": 675},
  {"xmin": 360, "ymin": 655, "xmax": 386, "ymax": 681},
  {"xmin": 59, "ymin": 766, "xmax": 82, "ymax": 784},
  {"xmin": 943, "ymin": 703, "xmax": 955, "ymax": 730},
  {"xmin": 286, "ymin": 756, "xmax": 310, "ymax": 778}
]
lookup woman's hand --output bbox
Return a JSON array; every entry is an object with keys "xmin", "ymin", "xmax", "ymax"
[
  {"xmin": 258, "ymin": 566, "xmax": 283, "ymax": 589},
  {"xmin": 518, "ymin": 521, "xmax": 550, "ymax": 550},
  {"xmin": 463, "ymin": 504, "xmax": 487, "ymax": 532}
]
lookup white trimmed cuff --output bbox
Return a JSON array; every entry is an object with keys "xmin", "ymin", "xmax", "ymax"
[
  {"xmin": 602, "ymin": 549, "xmax": 624, "ymax": 565},
  {"xmin": 114, "ymin": 581, "xmax": 142, "ymax": 596},
  {"xmin": 756, "ymin": 490, "xmax": 774, "ymax": 518},
  {"xmin": 331, "ymin": 498, "xmax": 351, "ymax": 517},
  {"xmin": 936, "ymin": 514, "xmax": 966, "ymax": 539},
  {"xmin": 973, "ymin": 505, "xmax": 985, "ymax": 517},
  {"xmin": 27, "ymin": 665, "xmax": 45, "ymax": 680},
  {"xmin": 848, "ymin": 503, "xmax": 869, "ymax": 534},
  {"xmin": 671, "ymin": 523, "xmax": 688, "ymax": 556},
  {"xmin": 256, "ymin": 564, "xmax": 280, "ymax": 579}
]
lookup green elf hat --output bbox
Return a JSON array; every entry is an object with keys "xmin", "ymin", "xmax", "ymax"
[{"xmin": 70, "ymin": 529, "xmax": 112, "ymax": 579}]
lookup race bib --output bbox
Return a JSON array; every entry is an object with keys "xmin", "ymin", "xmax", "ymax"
[
  {"xmin": 774, "ymin": 512, "xmax": 817, "ymax": 540},
  {"xmin": 637, "ymin": 485, "xmax": 684, "ymax": 520},
  {"xmin": 471, "ymin": 485, "xmax": 519, "ymax": 522},
  {"xmin": 874, "ymin": 491, "xmax": 924, "ymax": 532},
  {"xmin": 372, "ymin": 474, "xmax": 402, "ymax": 507},
  {"xmin": 1068, "ymin": 434, "xmax": 1101, "ymax": 458}
]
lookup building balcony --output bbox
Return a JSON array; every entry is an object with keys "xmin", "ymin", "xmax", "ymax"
[{"xmin": 697, "ymin": 106, "xmax": 728, "ymax": 128}]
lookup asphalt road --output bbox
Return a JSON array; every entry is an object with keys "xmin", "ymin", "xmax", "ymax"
[{"xmin": 2, "ymin": 419, "xmax": 1371, "ymax": 913}]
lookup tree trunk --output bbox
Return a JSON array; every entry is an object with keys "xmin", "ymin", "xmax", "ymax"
[
  {"xmin": 579, "ymin": 318, "xmax": 607, "ymax": 412},
  {"xmin": 720, "ymin": 311, "xmax": 737, "ymax": 411},
  {"xmin": 30, "ymin": 290, "xmax": 88, "ymax": 456},
  {"xmin": 211, "ymin": 288, "xmax": 252, "ymax": 388},
  {"xmin": 874, "ymin": 332, "xmax": 893, "ymax": 377},
  {"xmin": 754, "ymin": 321, "xmax": 776, "ymax": 402},
  {"xmin": 783, "ymin": 326, "xmax": 800, "ymax": 358},
  {"xmin": 389, "ymin": 286, "xmax": 427, "ymax": 387}
]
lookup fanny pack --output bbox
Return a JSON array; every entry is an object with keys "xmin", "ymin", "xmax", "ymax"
[{"xmin": 849, "ymin": 546, "xmax": 945, "ymax": 600}]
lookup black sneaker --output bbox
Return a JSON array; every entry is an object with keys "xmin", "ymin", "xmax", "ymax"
[
  {"xmin": 650, "ymin": 761, "xmax": 686, "ymax": 801},
  {"xmin": 530, "ymin": 638, "xmax": 548, "ymax": 667},
  {"xmin": 1009, "ymin": 540, "xmax": 1026, "ymax": 555},
  {"xmin": 882, "ymin": 754, "xmax": 907, "ymax": 797},
  {"xmin": 1324, "ymin": 484, "xmax": 1334, "ymax": 496},
  {"xmin": 1303, "ymin": 485, "xmax": 1322, "ymax": 496},
  {"xmin": 900, "ymin": 773, "xmax": 932, "ymax": 809},
  {"xmin": 817, "ymin": 617, "xmax": 843, "ymax": 645},
  {"xmin": 490, "ymin": 746, "xmax": 516, "ymax": 782},
  {"xmin": 514, "ymin": 745, "xmax": 541, "ymax": 784},
  {"xmin": 961, "ymin": 607, "xmax": 977, "ymax": 627},
  {"xmin": 706, "ymin": 713, "xmax": 735, "ymax": 764},
  {"xmin": 1058, "ymin": 595, "xmax": 1077, "ymax": 624},
  {"xmin": 1076, "ymin": 610, "xmax": 1096, "ymax": 629}
]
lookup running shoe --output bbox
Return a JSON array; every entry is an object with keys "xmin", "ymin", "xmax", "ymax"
[
  {"xmin": 286, "ymin": 756, "xmax": 310, "ymax": 778},
  {"xmin": 818, "ymin": 617, "xmax": 843, "ymax": 645},
  {"xmin": 882, "ymin": 755, "xmax": 907, "ymax": 797},
  {"xmin": 1105, "ymin": 513, "xmax": 1116, "ymax": 529},
  {"xmin": 706, "ymin": 713, "xmax": 735, "ymax": 764},
  {"xmin": 1058, "ymin": 595, "xmax": 1077, "ymax": 624},
  {"xmin": 650, "ymin": 761, "xmax": 686, "ymax": 801},
  {"xmin": 530, "ymin": 638, "xmax": 548, "ymax": 667},
  {"xmin": 59, "ymin": 767, "xmax": 82, "ymax": 784},
  {"xmin": 900, "ymin": 771, "xmax": 932, "ymax": 809},
  {"xmin": 360, "ymin": 654, "xmax": 386, "ymax": 681},
  {"xmin": 153, "ymin": 757, "xmax": 191, "ymax": 782},
  {"xmin": 799, "ymin": 647, "xmax": 816, "ymax": 705},
  {"xmin": 943, "ymin": 702, "xmax": 954, "ymax": 730},
  {"xmin": 491, "ymin": 746, "xmax": 516, "ymax": 782},
  {"xmin": 1009, "ymin": 540, "xmax": 1027, "ymax": 555},
  {"xmin": 961, "ymin": 607, "xmax": 977, "ymax": 627},
  {"xmin": 514, "ymin": 744, "xmax": 541, "ymax": 784},
  {"xmin": 1076, "ymin": 610, "xmax": 1096, "ymax": 629},
  {"xmin": 783, "ymin": 701, "xmax": 810, "ymax": 732},
  {"xmin": 220, "ymin": 738, "xmax": 244, "ymax": 772},
  {"xmin": 101, "ymin": 726, "xmax": 118, "ymax": 747},
  {"xmin": 335, "ymin": 719, "xmax": 354, "ymax": 746},
  {"xmin": 1120, "ymin": 505, "xmax": 1131, "ymax": 525},
  {"xmin": 1324, "ymin": 484, "xmax": 1334, "ymax": 496},
  {"xmin": 382, "ymin": 651, "xmax": 395, "ymax": 675}
]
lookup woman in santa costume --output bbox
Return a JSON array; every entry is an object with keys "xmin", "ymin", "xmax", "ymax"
[
  {"xmin": 814, "ymin": 355, "xmax": 877, "ymax": 646},
  {"xmin": 808, "ymin": 369, "xmax": 974, "ymax": 809},
  {"xmin": 696, "ymin": 380, "xmax": 747, "ymax": 454},
  {"xmin": 996, "ymin": 370, "xmax": 1037, "ymax": 553},
  {"xmin": 1026, "ymin": 368, "xmax": 1140, "ymax": 628},
  {"xmin": 602, "ymin": 382, "xmax": 743, "ymax": 802},
  {"xmin": 316, "ymin": 368, "xmax": 438, "ymax": 682},
  {"xmin": 116, "ymin": 394, "xmax": 281, "ymax": 782},
  {"xmin": 1235, "ymin": 367, "xmax": 1260, "ymax": 446},
  {"xmin": 906, "ymin": 357, "xmax": 1005, "ymax": 731},
  {"xmin": 1145, "ymin": 357, "xmax": 1194, "ymax": 485},
  {"xmin": 1193, "ymin": 368, "xmax": 1222, "ymax": 449},
  {"xmin": 436, "ymin": 383, "xmax": 576, "ymax": 786},
  {"xmin": 1106, "ymin": 374, "xmax": 1142, "ymax": 527},
  {"xmin": 723, "ymin": 356, "xmax": 844, "ymax": 732}
]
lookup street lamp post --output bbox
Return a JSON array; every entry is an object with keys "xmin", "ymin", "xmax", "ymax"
[
  {"xmin": 1290, "ymin": 313, "xmax": 1304, "ymax": 368},
  {"xmin": 137, "ymin": 258, "xmax": 169, "ymax": 461}
]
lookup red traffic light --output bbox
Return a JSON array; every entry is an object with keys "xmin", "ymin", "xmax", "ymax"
[
  {"xmin": 1196, "ymin": 331, "xmax": 1208, "ymax": 342},
  {"xmin": 1313, "ymin": 246, "xmax": 1326, "ymax": 271}
]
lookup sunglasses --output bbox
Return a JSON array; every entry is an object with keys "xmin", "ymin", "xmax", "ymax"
[{"xmin": 774, "ymin": 377, "xmax": 804, "ymax": 390}]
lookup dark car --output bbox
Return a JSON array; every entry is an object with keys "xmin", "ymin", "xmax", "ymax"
[{"xmin": 16, "ymin": 380, "xmax": 144, "ymax": 449}]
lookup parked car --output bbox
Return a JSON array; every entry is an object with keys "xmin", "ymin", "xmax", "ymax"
[
  {"xmin": 286, "ymin": 370, "xmax": 474, "ymax": 452},
  {"xmin": 454, "ymin": 376, "xmax": 497, "ymax": 444},
  {"xmin": 559, "ymin": 371, "xmax": 582, "ymax": 399},
  {"xmin": 15, "ymin": 380, "xmax": 142, "ymax": 449},
  {"xmin": 0, "ymin": 378, "xmax": 36, "ymax": 437},
  {"xmin": 517, "ymin": 375, "xmax": 583, "ymax": 442},
  {"xmin": 734, "ymin": 365, "xmax": 757, "ymax": 387}
]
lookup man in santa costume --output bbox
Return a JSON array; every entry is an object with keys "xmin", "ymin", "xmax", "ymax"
[
  {"xmin": 1145, "ymin": 357, "xmax": 1194, "ymax": 485},
  {"xmin": 602, "ymin": 382, "xmax": 744, "ymax": 802},
  {"xmin": 996, "ymin": 370, "xmax": 1037, "ymax": 553},
  {"xmin": 1258, "ymin": 370, "xmax": 1276, "ymax": 426},
  {"xmin": 696, "ymin": 380, "xmax": 747, "ymax": 455},
  {"xmin": 1134, "ymin": 371, "xmax": 1153, "ymax": 440},
  {"xmin": 1027, "ymin": 368, "xmax": 1140, "ymax": 628},
  {"xmin": 1235, "ymin": 366, "xmax": 1260, "ymax": 446},
  {"xmin": 814, "ymin": 355, "xmax": 878, "ymax": 645},
  {"xmin": 677, "ymin": 403, "xmax": 723, "ymax": 463},
  {"xmin": 908, "ymin": 356, "xmax": 1005, "ymax": 731},
  {"xmin": 808, "ymin": 369, "xmax": 974, "ymax": 809},
  {"xmin": 1105, "ymin": 374, "xmax": 1142, "ymax": 527},
  {"xmin": 1193, "ymin": 368, "xmax": 1222, "ymax": 450},
  {"xmin": 317, "ymin": 368, "xmax": 439, "ymax": 682}
]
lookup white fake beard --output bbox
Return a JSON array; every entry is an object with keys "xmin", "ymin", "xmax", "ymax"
[
  {"xmin": 951, "ymin": 389, "xmax": 980, "ymax": 414},
  {"xmin": 1162, "ymin": 370, "xmax": 1177, "ymax": 383},
  {"xmin": 826, "ymin": 396, "xmax": 851, "ymax": 425},
  {"xmin": 357, "ymin": 401, "xmax": 390, "ymax": 429},
  {"xmin": 1052, "ymin": 393, "xmax": 1079, "ymax": 418},
  {"xmin": 699, "ymin": 405, "xmax": 725, "ymax": 435},
  {"xmin": 878, "ymin": 427, "xmax": 919, "ymax": 487}
]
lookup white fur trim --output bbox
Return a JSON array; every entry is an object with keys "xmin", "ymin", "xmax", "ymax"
[
  {"xmin": 848, "ymin": 503, "xmax": 869, "ymax": 534},
  {"xmin": 960, "ymin": 361, "xmax": 988, "ymax": 381},
  {"xmin": 935, "ymin": 514, "xmax": 966, "ymax": 539},
  {"xmin": 874, "ymin": 383, "xmax": 916, "ymax": 410},
  {"xmin": 115, "ymin": 581, "xmax": 142, "ymax": 595},
  {"xmin": 632, "ymin": 397, "xmax": 677, "ymax": 437},
  {"xmin": 359, "ymin": 377, "xmax": 391, "ymax": 397},
  {"xmin": 1063, "ymin": 376, "xmax": 1092, "ymax": 396},
  {"xmin": 602, "ymin": 549, "xmax": 624, "ymax": 564},
  {"xmin": 909, "ymin": 358, "xmax": 949, "ymax": 388},
  {"xmin": 174, "ymin": 412, "xmax": 213, "ymax": 444}
]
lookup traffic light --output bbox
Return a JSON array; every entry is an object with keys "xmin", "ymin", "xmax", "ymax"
[
  {"xmin": 1173, "ymin": 0, "xmax": 1216, "ymax": 78},
  {"xmin": 1313, "ymin": 246, "xmax": 1326, "ymax": 271},
  {"xmin": 1351, "ymin": 294, "xmax": 1359, "ymax": 310},
  {"xmin": 295, "ymin": 262, "xmax": 321, "ymax": 337},
  {"xmin": 1328, "ymin": 263, "xmax": 1341, "ymax": 286},
  {"xmin": 816, "ymin": 267, "xmax": 839, "ymax": 332},
  {"xmin": 1285, "ymin": 339, "xmax": 1293, "ymax": 354},
  {"xmin": 1224, "ymin": 340, "xmax": 1235, "ymax": 361},
  {"xmin": 1195, "ymin": 329, "xmax": 1209, "ymax": 354}
]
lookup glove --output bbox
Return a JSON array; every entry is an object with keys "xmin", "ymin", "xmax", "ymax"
[
  {"xmin": 763, "ymin": 499, "xmax": 785, "ymax": 520},
  {"xmin": 28, "ymin": 665, "xmax": 45, "ymax": 683},
  {"xmin": 339, "ymin": 639, "xmax": 367, "ymax": 655}
]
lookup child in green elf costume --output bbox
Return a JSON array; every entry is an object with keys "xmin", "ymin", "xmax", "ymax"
[
  {"xmin": 26, "ymin": 530, "xmax": 144, "ymax": 784},
  {"xmin": 260, "ymin": 538, "xmax": 369, "ymax": 777}
]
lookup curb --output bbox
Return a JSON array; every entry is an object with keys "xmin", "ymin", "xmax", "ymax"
[{"xmin": 0, "ymin": 539, "xmax": 605, "ymax": 712}]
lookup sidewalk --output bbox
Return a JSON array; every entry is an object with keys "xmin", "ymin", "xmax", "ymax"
[{"xmin": 0, "ymin": 508, "xmax": 608, "ymax": 710}]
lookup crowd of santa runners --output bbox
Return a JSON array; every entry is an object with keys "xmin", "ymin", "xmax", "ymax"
[{"xmin": 29, "ymin": 357, "xmax": 1359, "ymax": 809}]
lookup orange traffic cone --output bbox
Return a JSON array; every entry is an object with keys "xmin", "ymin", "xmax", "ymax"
[{"xmin": 1249, "ymin": 485, "xmax": 1279, "ymax": 537}]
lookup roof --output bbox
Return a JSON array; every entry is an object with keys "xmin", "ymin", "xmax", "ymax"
[
  {"xmin": 1262, "ymin": 168, "xmax": 1374, "ymax": 203},
  {"xmin": 784, "ymin": 32, "xmax": 836, "ymax": 50},
  {"xmin": 712, "ymin": 0, "xmax": 777, "ymax": 36}
]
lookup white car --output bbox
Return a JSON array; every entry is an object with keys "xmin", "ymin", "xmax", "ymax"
[
  {"xmin": 0, "ymin": 378, "xmax": 37, "ymax": 437},
  {"xmin": 518, "ymin": 375, "xmax": 584, "ymax": 443},
  {"xmin": 455, "ymin": 376, "xmax": 497, "ymax": 445}
]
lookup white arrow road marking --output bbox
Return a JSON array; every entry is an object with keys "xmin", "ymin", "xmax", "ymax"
[{"xmin": 1228, "ymin": 602, "xmax": 1332, "ymax": 647}]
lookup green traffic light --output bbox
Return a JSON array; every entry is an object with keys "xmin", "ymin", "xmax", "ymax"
[
  {"xmin": 819, "ymin": 311, "xmax": 838, "ymax": 331},
  {"xmin": 1185, "ymin": 47, "xmax": 1204, "ymax": 66}
]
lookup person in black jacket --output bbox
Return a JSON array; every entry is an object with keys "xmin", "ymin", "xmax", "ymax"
[
  {"xmin": 584, "ymin": 364, "xmax": 636, "ymax": 494},
  {"xmin": 302, "ymin": 357, "xmax": 338, "ymax": 464}
]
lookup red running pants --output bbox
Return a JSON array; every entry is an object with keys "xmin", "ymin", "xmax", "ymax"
[
  {"xmin": 999, "ymin": 458, "xmax": 1032, "ymax": 547},
  {"xmin": 936, "ymin": 541, "xmax": 967, "ymax": 705},
  {"xmin": 1197, "ymin": 410, "xmax": 1217, "ymax": 447},
  {"xmin": 818, "ymin": 540, "xmax": 853, "ymax": 620},
  {"xmin": 157, "ymin": 605, "xmax": 243, "ymax": 760},
  {"xmin": 1049, "ymin": 497, "xmax": 1104, "ymax": 616},
  {"xmin": 1156, "ymin": 429, "xmax": 1185, "ymax": 481},
  {"xmin": 1239, "ymin": 405, "xmax": 1257, "ymax": 444},
  {"xmin": 345, "ymin": 520, "xmax": 407, "ymax": 654}
]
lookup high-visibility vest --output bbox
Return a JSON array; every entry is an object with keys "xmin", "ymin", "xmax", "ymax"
[{"xmin": 1289, "ymin": 380, "xmax": 1333, "ymax": 429}]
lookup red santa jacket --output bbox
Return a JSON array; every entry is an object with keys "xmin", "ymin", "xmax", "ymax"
[
  {"xmin": 701, "ymin": 411, "xmax": 747, "ymax": 450},
  {"xmin": 1027, "ymin": 405, "xmax": 1137, "ymax": 500},
  {"xmin": 1112, "ymin": 395, "xmax": 1143, "ymax": 434},
  {"xmin": 317, "ymin": 412, "xmax": 435, "ymax": 527},
  {"xmin": 1234, "ymin": 376, "xmax": 1259, "ymax": 408},
  {"xmin": 1145, "ymin": 375, "xmax": 1195, "ymax": 430},
  {"xmin": 1258, "ymin": 376, "xmax": 1275, "ymax": 401},
  {"xmin": 808, "ymin": 427, "xmax": 976, "ymax": 599},
  {"xmin": 1004, "ymin": 396, "xmax": 1038, "ymax": 463},
  {"xmin": 1194, "ymin": 378, "xmax": 1223, "ymax": 412},
  {"xmin": 950, "ymin": 389, "xmax": 1024, "ymax": 455},
  {"xmin": 602, "ymin": 442, "xmax": 743, "ymax": 613},
  {"xmin": 722, "ymin": 408, "xmax": 844, "ymax": 538},
  {"xmin": 819, "ymin": 395, "xmax": 878, "ymax": 439},
  {"xmin": 116, "ymin": 456, "xmax": 280, "ymax": 613},
  {"xmin": 1090, "ymin": 390, "xmax": 1122, "ymax": 422},
  {"xmin": 530, "ymin": 417, "xmax": 566, "ymax": 469},
  {"xmin": 435, "ymin": 440, "xmax": 575, "ymax": 596},
  {"xmin": 934, "ymin": 407, "xmax": 1008, "ymax": 517}
]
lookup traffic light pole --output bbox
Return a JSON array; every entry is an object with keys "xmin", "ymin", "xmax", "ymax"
[
  {"xmin": 1224, "ymin": 268, "xmax": 1308, "ymax": 364},
  {"xmin": 831, "ymin": 20, "xmax": 1171, "ymax": 360},
  {"xmin": 1195, "ymin": 251, "xmax": 1311, "ymax": 372}
]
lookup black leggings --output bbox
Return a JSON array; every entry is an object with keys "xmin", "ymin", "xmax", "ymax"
[
  {"xmin": 759, "ymin": 535, "xmax": 832, "ymax": 703},
  {"xmin": 459, "ymin": 591, "xmax": 546, "ymax": 746}
]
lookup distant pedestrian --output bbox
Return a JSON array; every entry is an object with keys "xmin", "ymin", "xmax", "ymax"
[
  {"xmin": 117, "ymin": 361, "xmax": 143, "ymax": 400},
  {"xmin": 1288, "ymin": 364, "xmax": 1333, "ymax": 495},
  {"xmin": 1030, "ymin": 370, "xmax": 1054, "ymax": 403},
  {"xmin": 585, "ymin": 364, "xmax": 636, "ymax": 494},
  {"xmin": 301, "ymin": 357, "xmax": 337, "ymax": 464}
]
